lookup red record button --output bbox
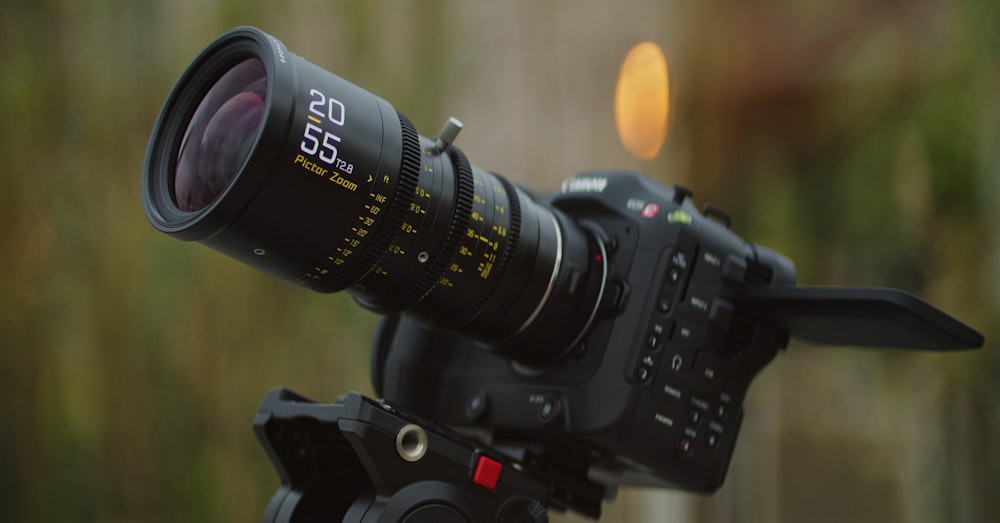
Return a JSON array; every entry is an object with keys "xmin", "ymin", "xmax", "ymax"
[{"xmin": 472, "ymin": 455, "xmax": 503, "ymax": 490}]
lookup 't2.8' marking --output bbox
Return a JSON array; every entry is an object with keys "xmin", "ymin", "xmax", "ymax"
[{"xmin": 300, "ymin": 89, "xmax": 353, "ymax": 173}]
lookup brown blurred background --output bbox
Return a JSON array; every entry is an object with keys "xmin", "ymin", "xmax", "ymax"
[{"xmin": 1, "ymin": 1, "xmax": 997, "ymax": 522}]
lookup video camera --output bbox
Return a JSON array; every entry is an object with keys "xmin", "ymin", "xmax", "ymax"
[{"xmin": 143, "ymin": 27, "xmax": 984, "ymax": 522}]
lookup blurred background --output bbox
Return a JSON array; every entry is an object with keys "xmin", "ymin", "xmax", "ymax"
[{"xmin": 1, "ymin": 0, "xmax": 997, "ymax": 521}]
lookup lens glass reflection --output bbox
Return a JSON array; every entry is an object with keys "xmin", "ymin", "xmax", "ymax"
[{"xmin": 174, "ymin": 58, "xmax": 267, "ymax": 211}]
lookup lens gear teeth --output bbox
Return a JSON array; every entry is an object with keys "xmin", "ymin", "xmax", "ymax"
[
  {"xmin": 325, "ymin": 114, "xmax": 422, "ymax": 292},
  {"xmin": 355, "ymin": 141, "xmax": 475, "ymax": 314},
  {"xmin": 454, "ymin": 172, "xmax": 522, "ymax": 330}
]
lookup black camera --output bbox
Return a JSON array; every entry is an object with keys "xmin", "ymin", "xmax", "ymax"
[{"xmin": 143, "ymin": 27, "xmax": 983, "ymax": 521}]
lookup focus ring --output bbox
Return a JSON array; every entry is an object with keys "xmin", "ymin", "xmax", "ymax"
[
  {"xmin": 366, "ymin": 146, "xmax": 476, "ymax": 313},
  {"xmin": 327, "ymin": 113, "xmax": 422, "ymax": 291}
]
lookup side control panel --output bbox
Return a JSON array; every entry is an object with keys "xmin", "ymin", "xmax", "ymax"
[{"xmin": 624, "ymin": 231, "xmax": 751, "ymax": 491}]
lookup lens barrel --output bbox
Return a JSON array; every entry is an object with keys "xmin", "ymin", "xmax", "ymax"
[{"xmin": 143, "ymin": 27, "xmax": 605, "ymax": 364}]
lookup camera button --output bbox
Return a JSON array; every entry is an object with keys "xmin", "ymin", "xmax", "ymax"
[
  {"xmin": 666, "ymin": 267, "xmax": 682, "ymax": 285},
  {"xmin": 636, "ymin": 365, "xmax": 653, "ymax": 384},
  {"xmin": 472, "ymin": 455, "xmax": 503, "ymax": 490},
  {"xmin": 466, "ymin": 391, "xmax": 489, "ymax": 421},
  {"xmin": 599, "ymin": 280, "xmax": 628, "ymax": 313},
  {"xmin": 657, "ymin": 298, "xmax": 672, "ymax": 314},
  {"xmin": 538, "ymin": 397, "xmax": 563, "ymax": 425},
  {"xmin": 607, "ymin": 236, "xmax": 620, "ymax": 253},
  {"xmin": 709, "ymin": 299, "xmax": 734, "ymax": 330},
  {"xmin": 721, "ymin": 254, "xmax": 747, "ymax": 284},
  {"xmin": 677, "ymin": 437, "xmax": 695, "ymax": 458}
]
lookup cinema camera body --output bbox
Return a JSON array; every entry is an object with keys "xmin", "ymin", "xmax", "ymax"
[{"xmin": 142, "ymin": 27, "xmax": 984, "ymax": 522}]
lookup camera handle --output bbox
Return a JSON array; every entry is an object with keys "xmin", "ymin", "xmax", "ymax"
[{"xmin": 254, "ymin": 388, "xmax": 566, "ymax": 522}]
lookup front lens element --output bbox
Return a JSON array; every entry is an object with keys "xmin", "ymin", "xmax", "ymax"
[{"xmin": 174, "ymin": 58, "xmax": 267, "ymax": 211}]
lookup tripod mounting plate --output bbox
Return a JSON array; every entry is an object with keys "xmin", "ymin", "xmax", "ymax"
[{"xmin": 254, "ymin": 388, "xmax": 572, "ymax": 522}]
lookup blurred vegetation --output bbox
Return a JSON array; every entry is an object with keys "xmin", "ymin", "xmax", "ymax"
[{"xmin": 1, "ymin": 1, "xmax": 997, "ymax": 522}]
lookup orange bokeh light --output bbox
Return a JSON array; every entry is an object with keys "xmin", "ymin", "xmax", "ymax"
[{"xmin": 614, "ymin": 42, "xmax": 670, "ymax": 161}]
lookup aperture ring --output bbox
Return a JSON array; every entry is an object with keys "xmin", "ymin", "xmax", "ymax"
[{"xmin": 453, "ymin": 173, "xmax": 523, "ymax": 329}]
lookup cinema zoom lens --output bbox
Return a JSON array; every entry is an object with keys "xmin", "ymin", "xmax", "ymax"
[{"xmin": 142, "ymin": 27, "xmax": 606, "ymax": 363}]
